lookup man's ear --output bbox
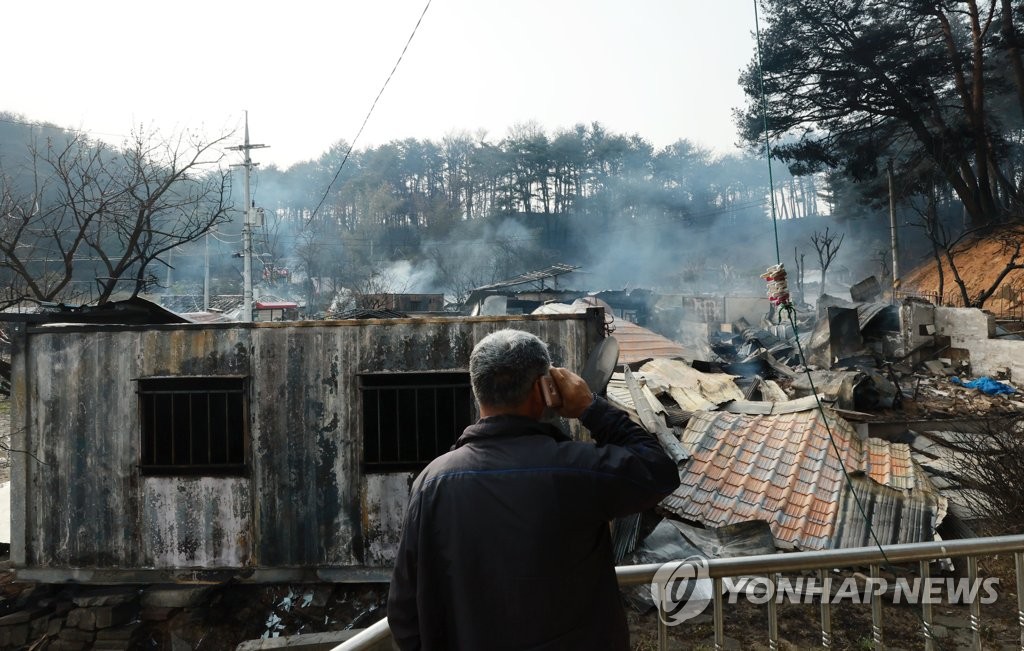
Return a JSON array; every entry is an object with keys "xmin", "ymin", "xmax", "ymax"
[{"xmin": 523, "ymin": 376, "xmax": 548, "ymax": 419}]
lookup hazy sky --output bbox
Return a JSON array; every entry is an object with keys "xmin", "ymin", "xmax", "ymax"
[{"xmin": 5, "ymin": 1, "xmax": 760, "ymax": 169}]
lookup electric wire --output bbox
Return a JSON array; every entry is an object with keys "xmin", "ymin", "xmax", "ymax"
[
  {"xmin": 751, "ymin": 4, "xmax": 945, "ymax": 647},
  {"xmin": 309, "ymin": 0, "xmax": 434, "ymax": 221},
  {"xmin": 208, "ymin": 230, "xmax": 243, "ymax": 245},
  {"xmin": 0, "ymin": 115, "xmax": 129, "ymax": 140},
  {"xmin": 753, "ymin": 0, "xmax": 781, "ymax": 265},
  {"xmin": 784, "ymin": 310, "xmax": 950, "ymax": 651}
]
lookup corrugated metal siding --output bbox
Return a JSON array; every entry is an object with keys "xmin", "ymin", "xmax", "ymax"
[
  {"xmin": 16, "ymin": 315, "xmax": 600, "ymax": 573},
  {"xmin": 532, "ymin": 300, "xmax": 687, "ymax": 364},
  {"xmin": 610, "ymin": 320, "xmax": 689, "ymax": 365},
  {"xmin": 143, "ymin": 477, "xmax": 251, "ymax": 567},
  {"xmin": 362, "ymin": 473, "xmax": 416, "ymax": 566},
  {"xmin": 832, "ymin": 476, "xmax": 944, "ymax": 548}
]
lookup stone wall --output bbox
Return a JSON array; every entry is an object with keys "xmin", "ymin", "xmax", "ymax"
[{"xmin": 0, "ymin": 579, "xmax": 388, "ymax": 650}]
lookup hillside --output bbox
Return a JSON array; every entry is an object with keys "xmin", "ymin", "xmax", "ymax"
[{"xmin": 901, "ymin": 227, "xmax": 1024, "ymax": 314}]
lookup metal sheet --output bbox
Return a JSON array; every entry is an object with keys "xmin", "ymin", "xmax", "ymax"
[
  {"xmin": 668, "ymin": 519, "xmax": 777, "ymax": 558},
  {"xmin": 473, "ymin": 263, "xmax": 579, "ymax": 291},
  {"xmin": 723, "ymin": 395, "xmax": 830, "ymax": 415},
  {"xmin": 533, "ymin": 299, "xmax": 689, "ymax": 365},
  {"xmin": 856, "ymin": 302, "xmax": 900, "ymax": 332},
  {"xmin": 639, "ymin": 359, "xmax": 744, "ymax": 409},
  {"xmin": 832, "ymin": 477, "xmax": 946, "ymax": 548},
  {"xmin": 623, "ymin": 368, "xmax": 689, "ymax": 467},
  {"xmin": 143, "ymin": 477, "xmax": 251, "ymax": 567}
]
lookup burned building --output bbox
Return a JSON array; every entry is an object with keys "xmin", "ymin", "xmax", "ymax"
[
  {"xmin": 7, "ymin": 310, "xmax": 604, "ymax": 582},
  {"xmin": 357, "ymin": 294, "xmax": 446, "ymax": 314}
]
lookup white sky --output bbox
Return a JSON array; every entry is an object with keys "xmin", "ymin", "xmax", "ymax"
[{"xmin": 5, "ymin": 1, "xmax": 759, "ymax": 170}]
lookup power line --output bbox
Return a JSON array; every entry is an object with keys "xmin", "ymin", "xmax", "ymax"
[
  {"xmin": 0, "ymin": 114, "xmax": 133, "ymax": 142},
  {"xmin": 749, "ymin": 6, "xmax": 938, "ymax": 645},
  {"xmin": 310, "ymin": 0, "xmax": 434, "ymax": 220},
  {"xmin": 0, "ymin": 116, "xmax": 47, "ymax": 129},
  {"xmin": 208, "ymin": 231, "xmax": 244, "ymax": 244}
]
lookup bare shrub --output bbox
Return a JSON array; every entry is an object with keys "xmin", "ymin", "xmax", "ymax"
[{"xmin": 948, "ymin": 414, "xmax": 1024, "ymax": 535}]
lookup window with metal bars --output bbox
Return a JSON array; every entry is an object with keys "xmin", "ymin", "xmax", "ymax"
[
  {"xmin": 137, "ymin": 376, "xmax": 248, "ymax": 476},
  {"xmin": 360, "ymin": 372, "xmax": 474, "ymax": 471}
]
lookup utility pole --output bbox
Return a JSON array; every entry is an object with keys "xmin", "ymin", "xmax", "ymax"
[
  {"xmin": 887, "ymin": 160, "xmax": 900, "ymax": 301},
  {"xmin": 203, "ymin": 231, "xmax": 210, "ymax": 312},
  {"xmin": 228, "ymin": 112, "xmax": 268, "ymax": 322},
  {"xmin": 165, "ymin": 247, "xmax": 173, "ymax": 289}
]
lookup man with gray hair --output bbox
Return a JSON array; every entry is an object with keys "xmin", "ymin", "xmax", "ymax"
[{"xmin": 388, "ymin": 329, "xmax": 680, "ymax": 650}]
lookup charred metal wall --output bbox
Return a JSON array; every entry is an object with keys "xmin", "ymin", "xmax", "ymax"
[{"xmin": 10, "ymin": 313, "xmax": 602, "ymax": 578}]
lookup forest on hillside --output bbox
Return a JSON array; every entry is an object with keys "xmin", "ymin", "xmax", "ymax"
[
  {"xmin": 0, "ymin": 115, "xmax": 854, "ymax": 311},
  {"xmin": 4, "ymin": 0, "xmax": 1024, "ymax": 312}
]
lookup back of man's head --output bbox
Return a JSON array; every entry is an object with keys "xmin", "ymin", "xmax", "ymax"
[{"xmin": 470, "ymin": 329, "xmax": 551, "ymax": 409}]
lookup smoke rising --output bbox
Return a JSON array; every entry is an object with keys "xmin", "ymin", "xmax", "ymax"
[{"xmin": 175, "ymin": 125, "xmax": 908, "ymax": 311}]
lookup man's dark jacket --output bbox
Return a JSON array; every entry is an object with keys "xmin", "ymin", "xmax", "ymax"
[{"xmin": 387, "ymin": 396, "xmax": 680, "ymax": 650}]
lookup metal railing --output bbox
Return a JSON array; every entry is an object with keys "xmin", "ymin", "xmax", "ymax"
[
  {"xmin": 333, "ymin": 533, "xmax": 1024, "ymax": 651},
  {"xmin": 896, "ymin": 289, "xmax": 1024, "ymax": 322}
]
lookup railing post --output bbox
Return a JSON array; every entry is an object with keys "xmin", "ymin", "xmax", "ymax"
[
  {"xmin": 714, "ymin": 577, "xmax": 725, "ymax": 651},
  {"xmin": 1016, "ymin": 552, "xmax": 1024, "ymax": 651},
  {"xmin": 819, "ymin": 569, "xmax": 832, "ymax": 649},
  {"xmin": 767, "ymin": 573, "xmax": 779, "ymax": 651},
  {"xmin": 919, "ymin": 560, "xmax": 935, "ymax": 651},
  {"xmin": 652, "ymin": 575, "xmax": 668, "ymax": 651},
  {"xmin": 968, "ymin": 556, "xmax": 982, "ymax": 651},
  {"xmin": 657, "ymin": 590, "xmax": 668, "ymax": 651},
  {"xmin": 870, "ymin": 564, "xmax": 884, "ymax": 650}
]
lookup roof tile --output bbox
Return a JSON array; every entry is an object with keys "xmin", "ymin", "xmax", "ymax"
[{"xmin": 660, "ymin": 408, "xmax": 943, "ymax": 551}]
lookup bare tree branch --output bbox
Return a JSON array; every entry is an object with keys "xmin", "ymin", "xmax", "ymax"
[
  {"xmin": 0, "ymin": 127, "xmax": 234, "ymax": 306},
  {"xmin": 810, "ymin": 227, "xmax": 844, "ymax": 296}
]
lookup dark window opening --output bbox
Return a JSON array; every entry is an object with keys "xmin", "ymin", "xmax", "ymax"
[
  {"xmin": 361, "ymin": 372, "xmax": 473, "ymax": 472},
  {"xmin": 138, "ymin": 376, "xmax": 247, "ymax": 476}
]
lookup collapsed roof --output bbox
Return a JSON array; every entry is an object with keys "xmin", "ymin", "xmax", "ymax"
[
  {"xmin": 605, "ymin": 358, "xmax": 946, "ymax": 552},
  {"xmin": 533, "ymin": 298, "xmax": 689, "ymax": 365},
  {"xmin": 664, "ymin": 409, "xmax": 945, "ymax": 551},
  {"xmin": 479, "ymin": 266, "xmax": 1020, "ymax": 556}
]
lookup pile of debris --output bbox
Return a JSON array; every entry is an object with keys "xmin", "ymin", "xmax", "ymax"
[
  {"xmin": 606, "ymin": 358, "xmax": 946, "ymax": 553},
  {"xmin": 529, "ymin": 274, "xmax": 1022, "ymax": 575}
]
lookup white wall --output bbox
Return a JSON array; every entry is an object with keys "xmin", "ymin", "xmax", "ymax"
[{"xmin": 905, "ymin": 304, "xmax": 1024, "ymax": 380}]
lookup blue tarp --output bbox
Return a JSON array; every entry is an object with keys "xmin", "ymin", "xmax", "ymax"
[{"xmin": 950, "ymin": 376, "xmax": 1017, "ymax": 395}]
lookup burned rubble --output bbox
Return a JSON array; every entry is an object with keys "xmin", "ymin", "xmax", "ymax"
[
  {"xmin": 0, "ymin": 267, "xmax": 1021, "ymax": 649},
  {"xmin": 520, "ymin": 275, "xmax": 1022, "ymax": 592}
]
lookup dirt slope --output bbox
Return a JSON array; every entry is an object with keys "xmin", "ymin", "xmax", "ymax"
[{"xmin": 901, "ymin": 227, "xmax": 1024, "ymax": 312}]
